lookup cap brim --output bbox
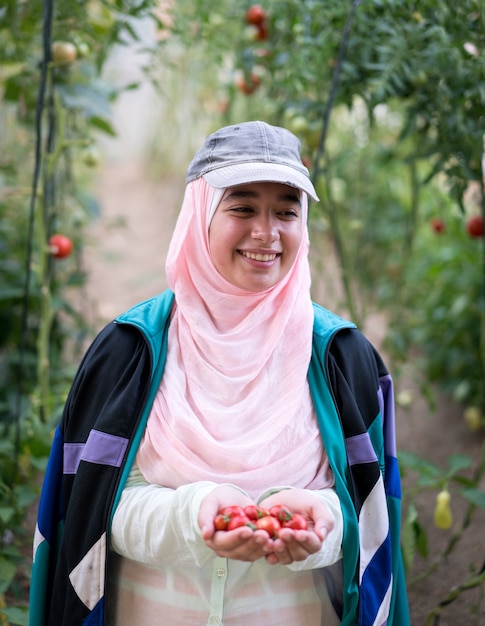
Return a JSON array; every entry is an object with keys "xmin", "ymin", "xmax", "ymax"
[{"xmin": 203, "ymin": 162, "xmax": 319, "ymax": 202}]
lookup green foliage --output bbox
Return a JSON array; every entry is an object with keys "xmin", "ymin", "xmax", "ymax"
[
  {"xmin": 0, "ymin": 0, "xmax": 165, "ymax": 617},
  {"xmin": 162, "ymin": 0, "xmax": 484, "ymax": 205},
  {"xmin": 386, "ymin": 211, "xmax": 484, "ymax": 407}
]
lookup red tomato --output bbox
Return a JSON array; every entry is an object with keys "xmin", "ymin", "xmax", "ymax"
[
  {"xmin": 49, "ymin": 233, "xmax": 73, "ymax": 259},
  {"xmin": 219, "ymin": 505, "xmax": 246, "ymax": 519},
  {"xmin": 430, "ymin": 217, "xmax": 445, "ymax": 234},
  {"xmin": 235, "ymin": 73, "xmax": 261, "ymax": 95},
  {"xmin": 282, "ymin": 513, "xmax": 308, "ymax": 531},
  {"xmin": 214, "ymin": 514, "xmax": 229, "ymax": 531},
  {"xmin": 466, "ymin": 215, "xmax": 484, "ymax": 238},
  {"xmin": 244, "ymin": 505, "xmax": 266, "ymax": 520},
  {"xmin": 246, "ymin": 4, "xmax": 267, "ymax": 26},
  {"xmin": 301, "ymin": 155, "xmax": 313, "ymax": 170},
  {"xmin": 269, "ymin": 505, "xmax": 293, "ymax": 522},
  {"xmin": 227, "ymin": 515, "xmax": 252, "ymax": 531},
  {"xmin": 256, "ymin": 515, "xmax": 281, "ymax": 538}
]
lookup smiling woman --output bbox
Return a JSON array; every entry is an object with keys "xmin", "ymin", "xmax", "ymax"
[{"xmin": 30, "ymin": 121, "xmax": 410, "ymax": 626}]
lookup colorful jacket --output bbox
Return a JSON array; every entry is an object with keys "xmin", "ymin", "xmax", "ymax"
[{"xmin": 30, "ymin": 289, "xmax": 410, "ymax": 625}]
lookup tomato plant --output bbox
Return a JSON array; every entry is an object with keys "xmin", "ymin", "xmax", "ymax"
[{"xmin": 0, "ymin": 0, "xmax": 167, "ymax": 618}]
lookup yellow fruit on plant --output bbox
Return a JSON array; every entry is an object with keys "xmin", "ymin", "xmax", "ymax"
[
  {"xmin": 433, "ymin": 489, "xmax": 452, "ymax": 530},
  {"xmin": 464, "ymin": 406, "xmax": 482, "ymax": 431}
]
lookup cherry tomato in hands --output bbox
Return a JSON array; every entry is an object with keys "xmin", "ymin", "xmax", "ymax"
[
  {"xmin": 244, "ymin": 505, "xmax": 268, "ymax": 520},
  {"xmin": 227, "ymin": 515, "xmax": 255, "ymax": 531},
  {"xmin": 219, "ymin": 505, "xmax": 246, "ymax": 519},
  {"xmin": 255, "ymin": 515, "xmax": 281, "ymax": 538},
  {"xmin": 282, "ymin": 513, "xmax": 308, "ymax": 531},
  {"xmin": 269, "ymin": 504, "xmax": 293, "ymax": 522},
  {"xmin": 214, "ymin": 514, "xmax": 229, "ymax": 531}
]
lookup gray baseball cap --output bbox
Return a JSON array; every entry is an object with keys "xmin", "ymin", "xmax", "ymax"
[{"xmin": 186, "ymin": 120, "xmax": 319, "ymax": 202}]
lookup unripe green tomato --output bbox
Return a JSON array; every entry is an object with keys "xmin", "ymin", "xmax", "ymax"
[
  {"xmin": 76, "ymin": 41, "xmax": 91, "ymax": 58},
  {"xmin": 51, "ymin": 41, "xmax": 77, "ymax": 65},
  {"xmin": 287, "ymin": 115, "xmax": 309, "ymax": 136},
  {"xmin": 81, "ymin": 145, "xmax": 100, "ymax": 167}
]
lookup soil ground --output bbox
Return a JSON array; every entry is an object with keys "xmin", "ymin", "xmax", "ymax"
[{"xmin": 72, "ymin": 159, "xmax": 485, "ymax": 624}]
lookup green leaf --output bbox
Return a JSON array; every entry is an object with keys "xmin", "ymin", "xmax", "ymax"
[
  {"xmin": 415, "ymin": 518, "xmax": 428, "ymax": 559},
  {"xmin": 446, "ymin": 453, "xmax": 473, "ymax": 476},
  {"xmin": 0, "ymin": 555, "xmax": 16, "ymax": 592},
  {"xmin": 0, "ymin": 506, "xmax": 15, "ymax": 524},
  {"xmin": 401, "ymin": 503, "xmax": 418, "ymax": 573},
  {"xmin": 88, "ymin": 115, "xmax": 117, "ymax": 136},
  {"xmin": 461, "ymin": 488, "xmax": 485, "ymax": 510},
  {"xmin": 13, "ymin": 485, "xmax": 38, "ymax": 509},
  {"xmin": 398, "ymin": 451, "xmax": 441, "ymax": 478},
  {"xmin": 56, "ymin": 83, "xmax": 112, "ymax": 119},
  {"xmin": 0, "ymin": 606, "xmax": 29, "ymax": 626}
]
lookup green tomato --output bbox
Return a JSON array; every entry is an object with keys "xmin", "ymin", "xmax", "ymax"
[
  {"xmin": 82, "ymin": 146, "xmax": 100, "ymax": 167},
  {"xmin": 51, "ymin": 41, "xmax": 77, "ymax": 65}
]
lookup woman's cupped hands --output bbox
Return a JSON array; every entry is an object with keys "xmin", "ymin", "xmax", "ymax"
[{"xmin": 198, "ymin": 485, "xmax": 335, "ymax": 566}]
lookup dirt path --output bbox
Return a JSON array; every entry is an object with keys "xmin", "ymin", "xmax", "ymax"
[{"xmin": 84, "ymin": 159, "xmax": 485, "ymax": 625}]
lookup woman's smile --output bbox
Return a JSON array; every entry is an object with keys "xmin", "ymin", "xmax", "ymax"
[{"xmin": 238, "ymin": 250, "xmax": 279, "ymax": 263}]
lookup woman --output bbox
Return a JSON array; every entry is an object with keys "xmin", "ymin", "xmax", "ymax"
[{"xmin": 30, "ymin": 121, "xmax": 410, "ymax": 625}]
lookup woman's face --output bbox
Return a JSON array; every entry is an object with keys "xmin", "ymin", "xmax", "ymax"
[{"xmin": 208, "ymin": 181, "xmax": 304, "ymax": 292}]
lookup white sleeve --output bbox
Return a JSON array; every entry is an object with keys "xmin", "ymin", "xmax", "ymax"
[
  {"xmin": 257, "ymin": 486, "xmax": 343, "ymax": 571},
  {"xmin": 110, "ymin": 463, "xmax": 220, "ymax": 568}
]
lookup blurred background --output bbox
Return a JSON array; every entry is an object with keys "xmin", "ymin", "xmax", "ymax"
[{"xmin": 1, "ymin": 1, "xmax": 484, "ymax": 623}]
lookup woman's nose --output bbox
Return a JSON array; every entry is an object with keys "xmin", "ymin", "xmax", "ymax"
[{"xmin": 251, "ymin": 215, "xmax": 279, "ymax": 241}]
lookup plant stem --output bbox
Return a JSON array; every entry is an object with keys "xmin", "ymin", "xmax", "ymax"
[
  {"xmin": 480, "ymin": 157, "xmax": 485, "ymax": 417},
  {"xmin": 424, "ymin": 568, "xmax": 485, "ymax": 626}
]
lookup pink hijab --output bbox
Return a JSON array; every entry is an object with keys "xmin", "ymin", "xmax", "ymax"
[{"xmin": 136, "ymin": 177, "xmax": 333, "ymax": 498}]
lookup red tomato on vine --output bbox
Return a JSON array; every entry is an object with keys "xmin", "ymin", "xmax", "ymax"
[
  {"xmin": 466, "ymin": 215, "xmax": 484, "ymax": 238},
  {"xmin": 246, "ymin": 5, "xmax": 267, "ymax": 26},
  {"xmin": 49, "ymin": 234, "xmax": 73, "ymax": 259}
]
